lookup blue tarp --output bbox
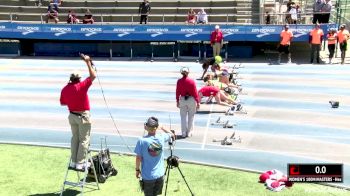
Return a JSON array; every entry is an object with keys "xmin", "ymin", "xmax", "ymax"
[{"xmin": 0, "ymin": 22, "xmax": 337, "ymax": 42}]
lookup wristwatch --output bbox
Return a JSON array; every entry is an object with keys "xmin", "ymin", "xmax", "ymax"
[{"xmin": 136, "ymin": 169, "xmax": 140, "ymax": 171}]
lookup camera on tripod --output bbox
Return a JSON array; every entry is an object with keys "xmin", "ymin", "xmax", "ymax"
[
  {"xmin": 167, "ymin": 155, "xmax": 179, "ymax": 167},
  {"xmin": 168, "ymin": 130, "xmax": 176, "ymax": 145},
  {"xmin": 164, "ymin": 129, "xmax": 194, "ymax": 196}
]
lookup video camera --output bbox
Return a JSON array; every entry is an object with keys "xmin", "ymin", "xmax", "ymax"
[
  {"xmin": 168, "ymin": 130, "xmax": 176, "ymax": 146},
  {"xmin": 167, "ymin": 155, "xmax": 179, "ymax": 167},
  {"xmin": 79, "ymin": 53, "xmax": 95, "ymax": 66}
]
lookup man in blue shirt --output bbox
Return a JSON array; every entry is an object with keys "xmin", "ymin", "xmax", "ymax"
[{"xmin": 134, "ymin": 117, "xmax": 174, "ymax": 196}]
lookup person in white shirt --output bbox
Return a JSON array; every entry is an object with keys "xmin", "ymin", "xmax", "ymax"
[
  {"xmin": 289, "ymin": 4, "xmax": 298, "ymax": 24},
  {"xmin": 197, "ymin": 8, "xmax": 208, "ymax": 24}
]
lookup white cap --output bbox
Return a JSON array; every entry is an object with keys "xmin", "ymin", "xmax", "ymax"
[
  {"xmin": 180, "ymin": 66, "xmax": 189, "ymax": 73},
  {"xmin": 215, "ymin": 25, "xmax": 220, "ymax": 29}
]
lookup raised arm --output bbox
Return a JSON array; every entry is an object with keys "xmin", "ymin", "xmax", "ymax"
[{"xmin": 82, "ymin": 55, "xmax": 96, "ymax": 81}]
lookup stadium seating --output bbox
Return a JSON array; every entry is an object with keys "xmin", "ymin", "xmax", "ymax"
[
  {"xmin": 263, "ymin": 0, "xmax": 330, "ymax": 24},
  {"xmin": 0, "ymin": 0, "xmax": 260, "ymax": 24}
]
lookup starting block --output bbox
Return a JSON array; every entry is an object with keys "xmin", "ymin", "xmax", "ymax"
[
  {"xmin": 212, "ymin": 132, "xmax": 242, "ymax": 145},
  {"xmin": 233, "ymin": 63, "xmax": 244, "ymax": 69},
  {"xmin": 231, "ymin": 79, "xmax": 242, "ymax": 86},
  {"xmin": 226, "ymin": 104, "xmax": 247, "ymax": 115},
  {"xmin": 210, "ymin": 117, "xmax": 236, "ymax": 128}
]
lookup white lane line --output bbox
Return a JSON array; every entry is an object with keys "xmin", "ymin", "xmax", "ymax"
[
  {"xmin": 192, "ymin": 112, "xmax": 196, "ymax": 136},
  {"xmin": 2, "ymin": 141, "xmax": 350, "ymax": 159},
  {"xmin": 201, "ymin": 103, "xmax": 214, "ymax": 149}
]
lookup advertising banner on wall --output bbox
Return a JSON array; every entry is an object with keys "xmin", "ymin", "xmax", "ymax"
[{"xmin": 0, "ymin": 22, "xmax": 336, "ymax": 42}]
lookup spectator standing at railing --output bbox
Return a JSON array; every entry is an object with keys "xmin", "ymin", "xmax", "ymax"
[
  {"xmin": 309, "ymin": 23, "xmax": 324, "ymax": 64},
  {"xmin": 337, "ymin": 24, "xmax": 350, "ymax": 64},
  {"xmin": 265, "ymin": 12, "xmax": 271, "ymax": 24},
  {"xmin": 46, "ymin": 3, "xmax": 59, "ymax": 24},
  {"xmin": 186, "ymin": 8, "xmax": 196, "ymax": 24},
  {"xmin": 278, "ymin": 25, "xmax": 293, "ymax": 64},
  {"xmin": 197, "ymin": 8, "xmax": 208, "ymax": 24},
  {"xmin": 83, "ymin": 9, "xmax": 94, "ymax": 24},
  {"xmin": 321, "ymin": 0, "xmax": 332, "ymax": 23},
  {"xmin": 286, "ymin": 0, "xmax": 295, "ymax": 24},
  {"xmin": 313, "ymin": 0, "xmax": 324, "ymax": 24},
  {"xmin": 289, "ymin": 4, "xmax": 297, "ymax": 24},
  {"xmin": 210, "ymin": 25, "xmax": 224, "ymax": 57},
  {"xmin": 327, "ymin": 29, "xmax": 337, "ymax": 64},
  {"xmin": 139, "ymin": 0, "xmax": 151, "ymax": 24}
]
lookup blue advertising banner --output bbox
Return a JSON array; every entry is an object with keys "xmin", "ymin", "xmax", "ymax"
[{"xmin": 0, "ymin": 22, "xmax": 337, "ymax": 42}]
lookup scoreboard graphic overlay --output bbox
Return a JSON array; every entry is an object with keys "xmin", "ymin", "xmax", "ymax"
[{"xmin": 288, "ymin": 163, "xmax": 343, "ymax": 183}]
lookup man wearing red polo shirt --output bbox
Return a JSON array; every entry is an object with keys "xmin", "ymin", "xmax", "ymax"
[
  {"xmin": 210, "ymin": 25, "xmax": 224, "ymax": 57},
  {"xmin": 176, "ymin": 67, "xmax": 200, "ymax": 138},
  {"xmin": 60, "ymin": 54, "xmax": 96, "ymax": 170}
]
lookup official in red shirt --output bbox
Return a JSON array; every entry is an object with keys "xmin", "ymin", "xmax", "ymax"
[
  {"xmin": 210, "ymin": 25, "xmax": 224, "ymax": 57},
  {"xmin": 176, "ymin": 67, "xmax": 200, "ymax": 138},
  {"xmin": 60, "ymin": 54, "xmax": 96, "ymax": 170}
]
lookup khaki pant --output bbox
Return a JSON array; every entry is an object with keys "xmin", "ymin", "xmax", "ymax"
[
  {"xmin": 68, "ymin": 111, "xmax": 91, "ymax": 164},
  {"xmin": 212, "ymin": 42, "xmax": 222, "ymax": 57},
  {"xmin": 179, "ymin": 96, "xmax": 196, "ymax": 137}
]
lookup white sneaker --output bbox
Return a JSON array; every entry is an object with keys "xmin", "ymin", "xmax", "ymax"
[
  {"xmin": 76, "ymin": 162, "xmax": 91, "ymax": 170},
  {"xmin": 69, "ymin": 162, "xmax": 76, "ymax": 168}
]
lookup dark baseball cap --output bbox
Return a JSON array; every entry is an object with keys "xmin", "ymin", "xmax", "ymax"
[
  {"xmin": 145, "ymin": 117, "xmax": 159, "ymax": 128},
  {"xmin": 69, "ymin": 71, "xmax": 81, "ymax": 81}
]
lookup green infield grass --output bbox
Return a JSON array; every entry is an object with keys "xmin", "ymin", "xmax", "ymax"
[{"xmin": 0, "ymin": 144, "xmax": 348, "ymax": 196}]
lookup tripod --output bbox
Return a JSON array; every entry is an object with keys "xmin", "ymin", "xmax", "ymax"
[{"xmin": 164, "ymin": 143, "xmax": 194, "ymax": 196}]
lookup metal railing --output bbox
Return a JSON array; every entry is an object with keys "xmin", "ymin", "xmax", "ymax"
[
  {"xmin": 2, "ymin": 12, "xmax": 242, "ymax": 25},
  {"xmin": 0, "ymin": 11, "xmax": 344, "ymax": 25}
]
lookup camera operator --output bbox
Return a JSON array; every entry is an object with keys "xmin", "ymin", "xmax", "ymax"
[
  {"xmin": 134, "ymin": 117, "xmax": 175, "ymax": 196},
  {"xmin": 60, "ymin": 54, "xmax": 96, "ymax": 170},
  {"xmin": 176, "ymin": 67, "xmax": 200, "ymax": 138}
]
